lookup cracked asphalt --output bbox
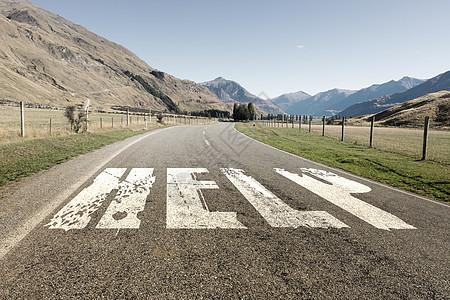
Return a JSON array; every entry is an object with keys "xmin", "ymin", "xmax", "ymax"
[{"xmin": 0, "ymin": 123, "xmax": 448, "ymax": 298}]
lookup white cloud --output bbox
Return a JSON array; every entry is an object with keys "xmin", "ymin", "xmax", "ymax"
[{"xmin": 297, "ymin": 45, "xmax": 305, "ymax": 49}]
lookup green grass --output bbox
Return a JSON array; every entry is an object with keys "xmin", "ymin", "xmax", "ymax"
[
  {"xmin": 236, "ymin": 123, "xmax": 450, "ymax": 202},
  {"xmin": 0, "ymin": 129, "xmax": 157, "ymax": 187}
]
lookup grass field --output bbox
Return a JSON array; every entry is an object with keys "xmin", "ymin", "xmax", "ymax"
[
  {"xmin": 0, "ymin": 106, "xmax": 154, "ymax": 145},
  {"xmin": 236, "ymin": 123, "xmax": 449, "ymax": 202},
  {"xmin": 0, "ymin": 128, "xmax": 160, "ymax": 187},
  {"xmin": 0, "ymin": 105, "xmax": 218, "ymax": 187},
  {"xmin": 257, "ymin": 121, "xmax": 449, "ymax": 164},
  {"xmin": 0, "ymin": 106, "xmax": 214, "ymax": 145}
]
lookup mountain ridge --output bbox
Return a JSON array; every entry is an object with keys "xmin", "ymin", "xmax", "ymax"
[
  {"xmin": 325, "ymin": 76, "xmax": 425, "ymax": 115},
  {"xmin": 340, "ymin": 70, "xmax": 450, "ymax": 117},
  {"xmin": 200, "ymin": 77, "xmax": 284, "ymax": 115},
  {"xmin": 282, "ymin": 88, "xmax": 356, "ymax": 116},
  {"xmin": 270, "ymin": 90, "xmax": 311, "ymax": 112},
  {"xmin": 271, "ymin": 76, "xmax": 425, "ymax": 116},
  {"xmin": 0, "ymin": 0, "xmax": 226, "ymax": 113}
]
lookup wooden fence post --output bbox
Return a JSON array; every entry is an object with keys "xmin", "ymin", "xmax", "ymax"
[
  {"xmin": 299, "ymin": 115, "xmax": 301, "ymax": 130},
  {"xmin": 20, "ymin": 101, "xmax": 25, "ymax": 137},
  {"xmin": 112, "ymin": 117, "xmax": 114, "ymax": 128},
  {"xmin": 127, "ymin": 108, "xmax": 130, "ymax": 126},
  {"xmin": 369, "ymin": 116, "xmax": 375, "ymax": 148},
  {"xmin": 49, "ymin": 118, "xmax": 52, "ymax": 136},
  {"xmin": 100, "ymin": 117, "xmax": 103, "ymax": 129},
  {"xmin": 421, "ymin": 116, "xmax": 430, "ymax": 160},
  {"xmin": 322, "ymin": 116, "xmax": 325, "ymax": 136},
  {"xmin": 84, "ymin": 99, "xmax": 90, "ymax": 132},
  {"xmin": 341, "ymin": 116, "xmax": 345, "ymax": 141},
  {"xmin": 308, "ymin": 116, "xmax": 312, "ymax": 133}
]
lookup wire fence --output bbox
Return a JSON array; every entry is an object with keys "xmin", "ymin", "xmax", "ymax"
[
  {"xmin": 255, "ymin": 116, "xmax": 450, "ymax": 164},
  {"xmin": 2, "ymin": 104, "xmax": 448, "ymax": 164},
  {"xmin": 0, "ymin": 104, "xmax": 218, "ymax": 145}
]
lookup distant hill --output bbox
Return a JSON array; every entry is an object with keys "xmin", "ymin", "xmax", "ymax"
[
  {"xmin": 270, "ymin": 91, "xmax": 311, "ymax": 112},
  {"xmin": 340, "ymin": 70, "xmax": 450, "ymax": 117},
  {"xmin": 200, "ymin": 77, "xmax": 284, "ymax": 115},
  {"xmin": 286, "ymin": 88, "xmax": 356, "ymax": 115},
  {"xmin": 275, "ymin": 77, "xmax": 424, "ymax": 116},
  {"xmin": 0, "ymin": 0, "xmax": 225, "ymax": 113},
  {"xmin": 371, "ymin": 91, "xmax": 450, "ymax": 128},
  {"xmin": 320, "ymin": 77, "xmax": 425, "ymax": 116}
]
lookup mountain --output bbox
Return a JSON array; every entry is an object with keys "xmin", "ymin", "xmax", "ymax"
[
  {"xmin": 200, "ymin": 77, "xmax": 284, "ymax": 115},
  {"xmin": 0, "ymin": 0, "xmax": 225, "ymax": 113},
  {"xmin": 286, "ymin": 88, "xmax": 356, "ymax": 115},
  {"xmin": 340, "ymin": 70, "xmax": 450, "ymax": 117},
  {"xmin": 276, "ymin": 77, "xmax": 424, "ymax": 116},
  {"xmin": 371, "ymin": 91, "xmax": 450, "ymax": 128},
  {"xmin": 319, "ymin": 76, "xmax": 425, "ymax": 115},
  {"xmin": 270, "ymin": 91, "xmax": 311, "ymax": 112}
]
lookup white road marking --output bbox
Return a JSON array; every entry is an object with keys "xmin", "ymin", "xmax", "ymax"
[
  {"xmin": 221, "ymin": 168, "xmax": 348, "ymax": 228},
  {"xmin": 166, "ymin": 168, "xmax": 246, "ymax": 229},
  {"xmin": 96, "ymin": 168, "xmax": 155, "ymax": 229},
  {"xmin": 275, "ymin": 168, "xmax": 416, "ymax": 230},
  {"xmin": 0, "ymin": 128, "xmax": 168, "ymax": 260},
  {"xmin": 46, "ymin": 168, "xmax": 127, "ymax": 231},
  {"xmin": 233, "ymin": 125, "xmax": 448, "ymax": 208},
  {"xmin": 203, "ymin": 130, "xmax": 210, "ymax": 146}
]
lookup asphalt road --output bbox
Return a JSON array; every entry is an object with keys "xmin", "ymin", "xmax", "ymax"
[{"xmin": 0, "ymin": 123, "xmax": 449, "ymax": 298}]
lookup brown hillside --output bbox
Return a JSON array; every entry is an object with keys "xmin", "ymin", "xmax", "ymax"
[
  {"xmin": 0, "ymin": 0, "xmax": 225, "ymax": 113},
  {"xmin": 372, "ymin": 91, "xmax": 450, "ymax": 128}
]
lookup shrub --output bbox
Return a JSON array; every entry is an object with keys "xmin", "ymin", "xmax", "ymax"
[{"xmin": 64, "ymin": 106, "xmax": 87, "ymax": 133}]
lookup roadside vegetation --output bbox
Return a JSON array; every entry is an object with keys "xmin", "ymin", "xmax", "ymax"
[
  {"xmin": 64, "ymin": 105, "xmax": 87, "ymax": 133},
  {"xmin": 235, "ymin": 123, "xmax": 449, "ymax": 202},
  {"xmin": 232, "ymin": 102, "xmax": 256, "ymax": 121},
  {"xmin": 0, "ymin": 128, "xmax": 159, "ymax": 187}
]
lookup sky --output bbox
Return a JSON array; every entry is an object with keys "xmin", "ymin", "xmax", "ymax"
[{"xmin": 32, "ymin": 0, "xmax": 450, "ymax": 98}]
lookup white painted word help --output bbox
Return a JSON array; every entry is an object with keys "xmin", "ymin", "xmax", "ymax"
[{"xmin": 46, "ymin": 168, "xmax": 416, "ymax": 231}]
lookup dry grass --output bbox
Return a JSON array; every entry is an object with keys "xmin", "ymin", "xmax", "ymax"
[
  {"xmin": 321, "ymin": 125, "xmax": 449, "ymax": 164},
  {"xmin": 259, "ymin": 121, "xmax": 450, "ymax": 164},
  {"xmin": 0, "ymin": 106, "xmax": 216, "ymax": 145}
]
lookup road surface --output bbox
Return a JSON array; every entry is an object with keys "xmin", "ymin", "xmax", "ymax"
[{"xmin": 0, "ymin": 123, "xmax": 448, "ymax": 298}]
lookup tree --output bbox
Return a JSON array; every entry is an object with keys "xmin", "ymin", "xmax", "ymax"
[
  {"xmin": 247, "ymin": 102, "xmax": 256, "ymax": 120},
  {"xmin": 232, "ymin": 103, "xmax": 239, "ymax": 120},
  {"xmin": 236, "ymin": 104, "xmax": 249, "ymax": 121}
]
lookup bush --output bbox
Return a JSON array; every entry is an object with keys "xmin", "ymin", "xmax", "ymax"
[{"xmin": 64, "ymin": 106, "xmax": 87, "ymax": 133}]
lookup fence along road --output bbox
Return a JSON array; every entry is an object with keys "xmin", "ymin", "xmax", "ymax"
[
  {"xmin": 255, "ymin": 116, "xmax": 449, "ymax": 164},
  {"xmin": 0, "ymin": 123, "xmax": 448, "ymax": 298}
]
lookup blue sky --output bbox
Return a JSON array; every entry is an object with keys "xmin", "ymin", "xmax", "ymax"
[{"xmin": 32, "ymin": 0, "xmax": 450, "ymax": 97}]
